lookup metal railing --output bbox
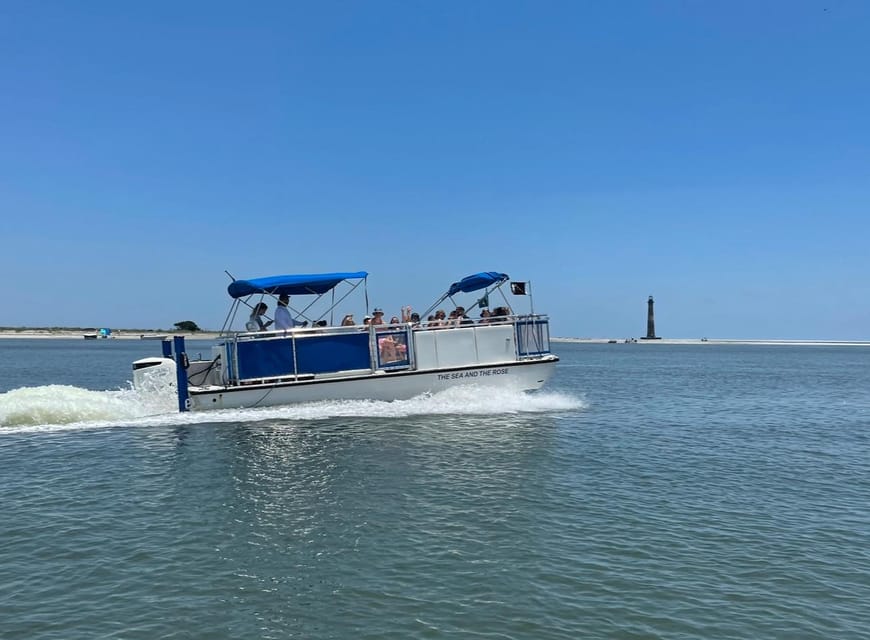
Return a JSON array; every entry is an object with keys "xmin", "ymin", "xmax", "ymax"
[{"xmin": 221, "ymin": 315, "xmax": 551, "ymax": 385}]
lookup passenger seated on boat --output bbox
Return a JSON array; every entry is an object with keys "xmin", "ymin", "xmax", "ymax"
[
  {"xmin": 389, "ymin": 316, "xmax": 400, "ymax": 324},
  {"xmin": 371, "ymin": 308, "xmax": 385, "ymax": 325},
  {"xmin": 341, "ymin": 314, "xmax": 356, "ymax": 326},
  {"xmin": 455, "ymin": 306, "xmax": 473, "ymax": 326},
  {"xmin": 409, "ymin": 312, "xmax": 421, "ymax": 327},
  {"xmin": 479, "ymin": 309, "xmax": 492, "ymax": 324},
  {"xmin": 274, "ymin": 294, "xmax": 306, "ymax": 330},
  {"xmin": 429, "ymin": 309, "xmax": 447, "ymax": 327},
  {"xmin": 490, "ymin": 306, "xmax": 511, "ymax": 323},
  {"xmin": 246, "ymin": 303, "xmax": 272, "ymax": 331}
]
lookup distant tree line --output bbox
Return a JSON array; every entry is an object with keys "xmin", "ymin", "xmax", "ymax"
[{"xmin": 174, "ymin": 321, "xmax": 201, "ymax": 332}]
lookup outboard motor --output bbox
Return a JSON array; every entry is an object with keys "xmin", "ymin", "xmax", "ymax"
[{"xmin": 132, "ymin": 357, "xmax": 176, "ymax": 391}]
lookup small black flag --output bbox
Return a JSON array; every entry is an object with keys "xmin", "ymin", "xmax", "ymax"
[{"xmin": 510, "ymin": 282, "xmax": 527, "ymax": 295}]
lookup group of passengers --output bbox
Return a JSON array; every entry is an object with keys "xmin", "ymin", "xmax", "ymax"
[
  {"xmin": 247, "ymin": 296, "xmax": 511, "ymax": 333},
  {"xmin": 420, "ymin": 305, "xmax": 511, "ymax": 328},
  {"xmin": 424, "ymin": 306, "xmax": 471, "ymax": 327}
]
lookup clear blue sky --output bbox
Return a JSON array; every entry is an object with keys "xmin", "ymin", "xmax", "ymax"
[{"xmin": 1, "ymin": 1, "xmax": 868, "ymax": 339}]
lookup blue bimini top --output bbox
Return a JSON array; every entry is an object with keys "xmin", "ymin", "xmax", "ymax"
[
  {"xmin": 227, "ymin": 272, "xmax": 368, "ymax": 298},
  {"xmin": 446, "ymin": 272, "xmax": 509, "ymax": 296}
]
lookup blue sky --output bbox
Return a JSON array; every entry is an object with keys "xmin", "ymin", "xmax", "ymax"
[{"xmin": 1, "ymin": 1, "xmax": 868, "ymax": 339}]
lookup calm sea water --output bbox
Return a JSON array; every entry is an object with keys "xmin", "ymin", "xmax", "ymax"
[{"xmin": 1, "ymin": 339, "xmax": 869, "ymax": 639}]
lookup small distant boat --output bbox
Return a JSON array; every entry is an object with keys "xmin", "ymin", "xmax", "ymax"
[
  {"xmin": 133, "ymin": 270, "xmax": 558, "ymax": 412},
  {"xmin": 140, "ymin": 334, "xmax": 169, "ymax": 340},
  {"xmin": 85, "ymin": 328, "xmax": 113, "ymax": 339}
]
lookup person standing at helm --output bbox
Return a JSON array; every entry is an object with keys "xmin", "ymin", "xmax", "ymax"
[{"xmin": 274, "ymin": 294, "xmax": 305, "ymax": 330}]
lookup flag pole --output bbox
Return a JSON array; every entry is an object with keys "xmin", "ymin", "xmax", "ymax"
[{"xmin": 528, "ymin": 280, "xmax": 535, "ymax": 316}]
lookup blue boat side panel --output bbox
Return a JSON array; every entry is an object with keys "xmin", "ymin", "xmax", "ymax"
[
  {"xmin": 236, "ymin": 339, "xmax": 295, "ymax": 380},
  {"xmin": 235, "ymin": 333, "xmax": 372, "ymax": 380},
  {"xmin": 296, "ymin": 333, "xmax": 371, "ymax": 374},
  {"xmin": 221, "ymin": 342, "xmax": 234, "ymax": 383}
]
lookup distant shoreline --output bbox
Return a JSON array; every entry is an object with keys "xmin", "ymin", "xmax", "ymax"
[
  {"xmin": 552, "ymin": 337, "xmax": 870, "ymax": 346},
  {"xmin": 0, "ymin": 329, "xmax": 867, "ymax": 346},
  {"xmin": 0, "ymin": 329, "xmax": 221, "ymax": 341}
]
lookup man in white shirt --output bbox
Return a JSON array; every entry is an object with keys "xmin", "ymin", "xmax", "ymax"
[{"xmin": 274, "ymin": 294, "xmax": 304, "ymax": 330}]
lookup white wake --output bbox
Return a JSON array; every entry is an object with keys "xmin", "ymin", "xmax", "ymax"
[{"xmin": 0, "ymin": 381, "xmax": 584, "ymax": 435}]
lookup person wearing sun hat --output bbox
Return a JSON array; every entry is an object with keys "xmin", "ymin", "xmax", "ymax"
[{"xmin": 371, "ymin": 308, "xmax": 385, "ymax": 325}]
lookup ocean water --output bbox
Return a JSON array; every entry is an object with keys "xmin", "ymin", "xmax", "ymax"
[{"xmin": 1, "ymin": 339, "xmax": 869, "ymax": 639}]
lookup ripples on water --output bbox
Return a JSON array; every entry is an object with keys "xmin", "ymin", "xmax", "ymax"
[{"xmin": 1, "ymin": 340, "xmax": 869, "ymax": 639}]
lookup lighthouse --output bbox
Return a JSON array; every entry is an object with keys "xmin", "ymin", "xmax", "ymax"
[{"xmin": 641, "ymin": 295, "xmax": 660, "ymax": 340}]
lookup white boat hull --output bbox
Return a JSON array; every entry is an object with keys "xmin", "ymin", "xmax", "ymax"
[{"xmin": 187, "ymin": 357, "xmax": 557, "ymax": 411}]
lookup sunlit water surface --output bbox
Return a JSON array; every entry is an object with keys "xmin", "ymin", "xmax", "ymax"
[{"xmin": 1, "ymin": 339, "xmax": 869, "ymax": 639}]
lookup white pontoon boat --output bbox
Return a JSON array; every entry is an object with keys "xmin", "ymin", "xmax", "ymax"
[{"xmin": 132, "ymin": 271, "xmax": 558, "ymax": 411}]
